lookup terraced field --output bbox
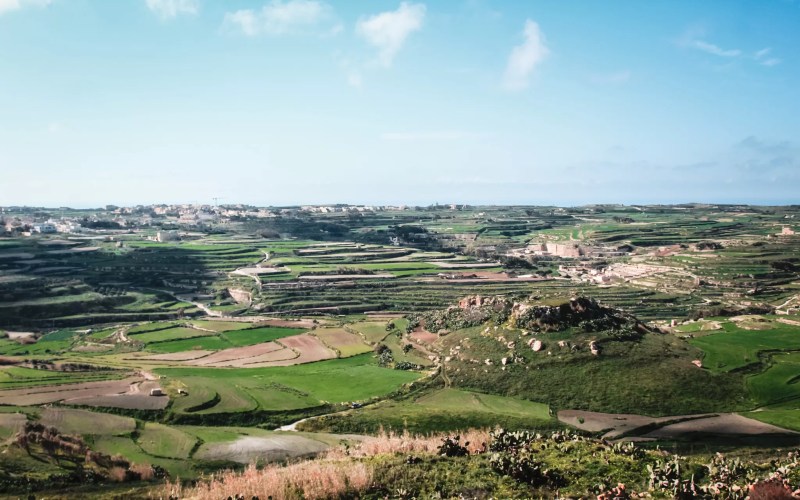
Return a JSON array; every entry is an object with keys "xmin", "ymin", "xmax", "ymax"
[
  {"xmin": 689, "ymin": 318, "xmax": 800, "ymax": 372},
  {"xmin": 0, "ymin": 204, "xmax": 799, "ymax": 496},
  {"xmin": 159, "ymin": 354, "xmax": 421, "ymax": 416}
]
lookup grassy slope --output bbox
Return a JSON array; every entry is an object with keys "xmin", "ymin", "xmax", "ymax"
[
  {"xmin": 300, "ymin": 388, "xmax": 556, "ymax": 434},
  {"xmin": 159, "ymin": 354, "xmax": 421, "ymax": 414},
  {"xmin": 444, "ymin": 327, "xmax": 751, "ymax": 416},
  {"xmin": 689, "ymin": 320, "xmax": 800, "ymax": 372}
]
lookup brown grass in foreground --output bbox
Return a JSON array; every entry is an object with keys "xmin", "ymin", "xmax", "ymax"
[
  {"xmin": 164, "ymin": 460, "xmax": 372, "ymax": 500},
  {"xmin": 162, "ymin": 429, "xmax": 490, "ymax": 499},
  {"xmin": 325, "ymin": 428, "xmax": 490, "ymax": 458}
]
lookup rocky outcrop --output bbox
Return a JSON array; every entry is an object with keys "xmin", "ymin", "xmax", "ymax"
[
  {"xmin": 227, "ymin": 288, "xmax": 252, "ymax": 306},
  {"xmin": 409, "ymin": 294, "xmax": 647, "ymax": 338}
]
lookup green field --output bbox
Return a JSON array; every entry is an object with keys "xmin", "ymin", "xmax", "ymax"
[
  {"xmin": 222, "ymin": 327, "xmax": 306, "ymax": 346},
  {"xmin": 39, "ymin": 408, "xmax": 135, "ymax": 436},
  {"xmin": 300, "ymin": 388, "xmax": 555, "ymax": 434},
  {"xmin": 0, "ymin": 366, "xmax": 122, "ymax": 389},
  {"xmin": 689, "ymin": 319, "xmax": 800, "ymax": 372},
  {"xmin": 159, "ymin": 354, "xmax": 421, "ymax": 415},
  {"xmin": 416, "ymin": 388, "xmax": 551, "ymax": 418},
  {"xmin": 1, "ymin": 205, "xmax": 800, "ymax": 496},
  {"xmin": 131, "ymin": 327, "xmax": 214, "ymax": 344},
  {"xmin": 142, "ymin": 326, "xmax": 305, "ymax": 353},
  {"xmin": 137, "ymin": 423, "xmax": 197, "ymax": 459},
  {"xmin": 350, "ymin": 321, "xmax": 394, "ymax": 343},
  {"xmin": 746, "ymin": 351, "xmax": 800, "ymax": 407}
]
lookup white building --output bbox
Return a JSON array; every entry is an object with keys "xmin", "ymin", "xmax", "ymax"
[
  {"xmin": 32, "ymin": 222, "xmax": 57, "ymax": 233},
  {"xmin": 156, "ymin": 230, "xmax": 179, "ymax": 242}
]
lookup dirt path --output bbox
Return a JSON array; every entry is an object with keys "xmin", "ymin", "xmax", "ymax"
[
  {"xmin": 558, "ymin": 410, "xmax": 798, "ymax": 441},
  {"xmin": 775, "ymin": 294, "xmax": 800, "ymax": 313}
]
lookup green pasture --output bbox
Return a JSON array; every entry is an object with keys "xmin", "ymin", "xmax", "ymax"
[
  {"xmin": 689, "ymin": 319, "xmax": 800, "ymax": 372},
  {"xmin": 159, "ymin": 354, "xmax": 420, "ymax": 414},
  {"xmin": 746, "ymin": 351, "xmax": 800, "ymax": 407}
]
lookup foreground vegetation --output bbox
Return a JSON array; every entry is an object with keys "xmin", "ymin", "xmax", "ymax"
[
  {"xmin": 166, "ymin": 428, "xmax": 800, "ymax": 499},
  {"xmin": 1, "ymin": 203, "xmax": 799, "ymax": 497}
]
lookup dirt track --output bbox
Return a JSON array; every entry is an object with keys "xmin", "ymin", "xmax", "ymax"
[{"xmin": 558, "ymin": 409, "xmax": 797, "ymax": 440}]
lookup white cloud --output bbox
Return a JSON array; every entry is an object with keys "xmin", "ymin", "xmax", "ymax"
[
  {"xmin": 502, "ymin": 19, "xmax": 549, "ymax": 91},
  {"xmin": 754, "ymin": 47, "xmax": 781, "ymax": 67},
  {"xmin": 0, "ymin": 0, "xmax": 20, "ymax": 14},
  {"xmin": 678, "ymin": 30, "xmax": 782, "ymax": 69},
  {"xmin": 755, "ymin": 47, "xmax": 771, "ymax": 59},
  {"xmin": 690, "ymin": 40, "xmax": 741, "ymax": 57},
  {"xmin": 145, "ymin": 0, "xmax": 198, "ymax": 20},
  {"xmin": 0, "ymin": 0, "xmax": 52, "ymax": 15},
  {"xmin": 356, "ymin": 2, "xmax": 426, "ymax": 67},
  {"xmin": 224, "ymin": 0, "xmax": 335, "ymax": 36}
]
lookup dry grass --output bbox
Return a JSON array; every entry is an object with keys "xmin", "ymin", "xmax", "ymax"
[
  {"xmin": 162, "ymin": 429, "xmax": 490, "ymax": 499},
  {"xmin": 326, "ymin": 428, "xmax": 490, "ymax": 458},
  {"xmin": 165, "ymin": 460, "xmax": 371, "ymax": 500}
]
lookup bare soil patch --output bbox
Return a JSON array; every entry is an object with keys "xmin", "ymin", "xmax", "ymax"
[
  {"xmin": 730, "ymin": 315, "xmax": 773, "ymax": 330},
  {"xmin": 188, "ymin": 342, "xmax": 285, "ymax": 367},
  {"xmin": 195, "ymin": 434, "xmax": 329, "ymax": 464},
  {"xmin": 0, "ymin": 377, "xmax": 140, "ymax": 406},
  {"xmin": 137, "ymin": 350, "xmax": 214, "ymax": 361},
  {"xmin": 67, "ymin": 393, "xmax": 169, "ymax": 410},
  {"xmin": 429, "ymin": 261, "xmax": 500, "ymax": 269},
  {"xmin": 260, "ymin": 319, "xmax": 316, "ymax": 329},
  {"xmin": 269, "ymin": 334, "xmax": 336, "ymax": 366},
  {"xmin": 45, "ymin": 246, "xmax": 100, "ymax": 255},
  {"xmin": 643, "ymin": 414, "xmax": 797, "ymax": 439},
  {"xmin": 315, "ymin": 328, "xmax": 369, "ymax": 354},
  {"xmin": 410, "ymin": 328, "xmax": 439, "ymax": 345},
  {"xmin": 299, "ymin": 274, "xmax": 395, "ymax": 280},
  {"xmin": 230, "ymin": 349, "xmax": 300, "ymax": 367},
  {"xmin": 66, "ymin": 380, "xmax": 169, "ymax": 410},
  {"xmin": 232, "ymin": 267, "xmax": 286, "ymax": 276},
  {"xmin": 559, "ymin": 410, "xmax": 797, "ymax": 440},
  {"xmin": 5, "ymin": 331, "xmax": 36, "ymax": 340}
]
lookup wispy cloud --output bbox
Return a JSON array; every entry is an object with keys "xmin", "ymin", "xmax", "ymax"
[
  {"xmin": 356, "ymin": 2, "xmax": 426, "ymax": 67},
  {"xmin": 754, "ymin": 47, "xmax": 781, "ymax": 67},
  {"xmin": 690, "ymin": 39, "xmax": 741, "ymax": 57},
  {"xmin": 502, "ymin": 19, "xmax": 549, "ymax": 91},
  {"xmin": 145, "ymin": 0, "xmax": 199, "ymax": 20},
  {"xmin": 0, "ymin": 0, "xmax": 52, "ymax": 16},
  {"xmin": 224, "ymin": 0, "xmax": 337, "ymax": 36},
  {"xmin": 677, "ymin": 28, "xmax": 781, "ymax": 68}
]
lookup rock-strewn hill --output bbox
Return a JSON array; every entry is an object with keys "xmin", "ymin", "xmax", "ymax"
[
  {"xmin": 409, "ymin": 295, "xmax": 751, "ymax": 416},
  {"xmin": 410, "ymin": 295, "xmax": 649, "ymax": 337}
]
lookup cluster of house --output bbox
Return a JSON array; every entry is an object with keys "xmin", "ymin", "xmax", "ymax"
[
  {"xmin": 299, "ymin": 205, "xmax": 408, "ymax": 213},
  {"xmin": 2, "ymin": 218, "xmax": 83, "ymax": 235},
  {"xmin": 509, "ymin": 243, "xmax": 628, "ymax": 259}
]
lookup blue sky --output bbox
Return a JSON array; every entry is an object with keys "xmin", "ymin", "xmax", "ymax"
[{"xmin": 0, "ymin": 0, "xmax": 798, "ymax": 207}]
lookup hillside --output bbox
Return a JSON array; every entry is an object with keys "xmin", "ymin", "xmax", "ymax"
[
  {"xmin": 413, "ymin": 296, "xmax": 751, "ymax": 415},
  {"xmin": 298, "ymin": 295, "xmax": 755, "ymax": 439}
]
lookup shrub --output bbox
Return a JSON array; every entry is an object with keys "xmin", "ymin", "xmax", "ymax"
[{"xmin": 437, "ymin": 435, "xmax": 469, "ymax": 457}]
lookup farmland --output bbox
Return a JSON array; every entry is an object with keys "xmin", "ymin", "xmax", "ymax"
[{"xmin": 1, "ymin": 203, "xmax": 800, "ymax": 496}]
